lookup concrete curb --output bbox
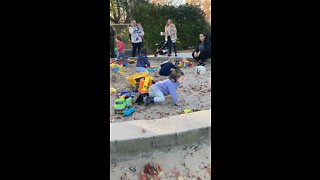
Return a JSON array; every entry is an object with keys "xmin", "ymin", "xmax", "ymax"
[
  {"xmin": 126, "ymin": 57, "xmax": 211, "ymax": 63},
  {"xmin": 110, "ymin": 110, "xmax": 211, "ymax": 161}
]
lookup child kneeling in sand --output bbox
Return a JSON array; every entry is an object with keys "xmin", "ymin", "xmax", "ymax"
[
  {"xmin": 144, "ymin": 69, "xmax": 184, "ymax": 106},
  {"xmin": 159, "ymin": 57, "xmax": 181, "ymax": 76},
  {"xmin": 136, "ymin": 48, "xmax": 150, "ymax": 72}
]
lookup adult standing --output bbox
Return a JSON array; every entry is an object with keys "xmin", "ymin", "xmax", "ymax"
[
  {"xmin": 128, "ymin": 20, "xmax": 144, "ymax": 57},
  {"xmin": 110, "ymin": 26, "xmax": 116, "ymax": 58},
  {"xmin": 164, "ymin": 19, "xmax": 177, "ymax": 57},
  {"xmin": 192, "ymin": 33, "xmax": 211, "ymax": 66}
]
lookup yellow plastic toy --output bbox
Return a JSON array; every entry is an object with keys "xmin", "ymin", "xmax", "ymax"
[
  {"xmin": 138, "ymin": 76, "xmax": 154, "ymax": 94},
  {"xmin": 126, "ymin": 72, "xmax": 149, "ymax": 90},
  {"xmin": 177, "ymin": 59, "xmax": 183, "ymax": 68},
  {"xmin": 110, "ymin": 87, "xmax": 117, "ymax": 94},
  {"xmin": 110, "ymin": 63, "xmax": 122, "ymax": 70},
  {"xmin": 110, "ymin": 63, "xmax": 125, "ymax": 74},
  {"xmin": 128, "ymin": 59, "xmax": 136, "ymax": 64}
]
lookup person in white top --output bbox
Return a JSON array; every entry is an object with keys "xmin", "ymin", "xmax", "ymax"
[
  {"xmin": 164, "ymin": 19, "xmax": 177, "ymax": 57},
  {"xmin": 128, "ymin": 19, "xmax": 144, "ymax": 57}
]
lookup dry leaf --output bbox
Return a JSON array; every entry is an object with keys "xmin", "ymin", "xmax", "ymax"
[
  {"xmin": 158, "ymin": 171, "xmax": 165, "ymax": 178},
  {"xmin": 176, "ymin": 176, "xmax": 184, "ymax": 180},
  {"xmin": 139, "ymin": 173, "xmax": 147, "ymax": 180},
  {"xmin": 153, "ymin": 175, "xmax": 159, "ymax": 180},
  {"xmin": 110, "ymin": 162, "xmax": 116, "ymax": 169},
  {"xmin": 206, "ymin": 167, "xmax": 211, "ymax": 174}
]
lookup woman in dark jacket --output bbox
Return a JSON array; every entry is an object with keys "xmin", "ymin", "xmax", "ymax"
[
  {"xmin": 192, "ymin": 33, "xmax": 211, "ymax": 66},
  {"xmin": 110, "ymin": 26, "xmax": 116, "ymax": 58}
]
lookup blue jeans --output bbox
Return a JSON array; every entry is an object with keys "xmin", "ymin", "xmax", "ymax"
[
  {"xmin": 148, "ymin": 85, "xmax": 165, "ymax": 103},
  {"xmin": 117, "ymin": 52, "xmax": 128, "ymax": 65},
  {"xmin": 136, "ymin": 67, "xmax": 148, "ymax": 72}
]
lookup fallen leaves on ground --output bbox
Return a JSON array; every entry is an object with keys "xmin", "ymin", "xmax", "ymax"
[
  {"xmin": 110, "ymin": 162, "xmax": 116, "ymax": 169},
  {"xmin": 176, "ymin": 175, "xmax": 184, "ymax": 180},
  {"xmin": 139, "ymin": 163, "xmax": 163, "ymax": 180},
  {"xmin": 120, "ymin": 173, "xmax": 130, "ymax": 180}
]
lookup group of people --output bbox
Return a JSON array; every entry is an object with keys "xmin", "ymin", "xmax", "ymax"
[{"xmin": 110, "ymin": 18, "xmax": 211, "ymax": 107}]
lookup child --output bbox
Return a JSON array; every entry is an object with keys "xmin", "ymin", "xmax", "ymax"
[
  {"xmin": 136, "ymin": 23, "xmax": 144, "ymax": 42},
  {"xmin": 144, "ymin": 69, "xmax": 184, "ymax": 106},
  {"xmin": 136, "ymin": 48, "xmax": 150, "ymax": 72},
  {"xmin": 159, "ymin": 57, "xmax": 180, "ymax": 76},
  {"xmin": 115, "ymin": 36, "xmax": 128, "ymax": 66}
]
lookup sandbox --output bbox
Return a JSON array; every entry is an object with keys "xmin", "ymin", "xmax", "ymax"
[{"xmin": 110, "ymin": 56, "xmax": 211, "ymax": 123}]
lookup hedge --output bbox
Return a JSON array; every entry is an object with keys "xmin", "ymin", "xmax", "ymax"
[{"xmin": 115, "ymin": 1, "xmax": 211, "ymax": 52}]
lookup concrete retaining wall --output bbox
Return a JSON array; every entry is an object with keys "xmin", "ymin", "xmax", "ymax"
[{"xmin": 110, "ymin": 110, "xmax": 211, "ymax": 162}]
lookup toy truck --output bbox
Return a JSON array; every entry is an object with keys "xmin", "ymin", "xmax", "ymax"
[
  {"xmin": 123, "ymin": 107, "xmax": 135, "ymax": 116},
  {"xmin": 126, "ymin": 72, "xmax": 150, "ymax": 91},
  {"xmin": 114, "ymin": 97, "xmax": 133, "ymax": 114},
  {"xmin": 138, "ymin": 76, "xmax": 154, "ymax": 94}
]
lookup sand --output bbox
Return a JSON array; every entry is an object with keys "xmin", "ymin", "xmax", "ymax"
[
  {"xmin": 110, "ymin": 141, "xmax": 211, "ymax": 180},
  {"xmin": 110, "ymin": 57, "xmax": 211, "ymax": 123}
]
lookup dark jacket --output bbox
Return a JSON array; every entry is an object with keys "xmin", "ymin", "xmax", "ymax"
[
  {"xmin": 136, "ymin": 54, "xmax": 150, "ymax": 68},
  {"xmin": 159, "ymin": 62, "xmax": 179, "ymax": 76},
  {"xmin": 196, "ymin": 39, "xmax": 211, "ymax": 58},
  {"xmin": 110, "ymin": 27, "xmax": 115, "ymax": 37}
]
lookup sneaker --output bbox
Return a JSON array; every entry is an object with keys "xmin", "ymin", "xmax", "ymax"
[
  {"xmin": 133, "ymin": 93, "xmax": 141, "ymax": 104},
  {"xmin": 167, "ymin": 54, "xmax": 172, "ymax": 57},
  {"xmin": 175, "ymin": 54, "xmax": 178, "ymax": 57},
  {"xmin": 197, "ymin": 61, "xmax": 206, "ymax": 66},
  {"xmin": 143, "ymin": 96, "xmax": 154, "ymax": 106}
]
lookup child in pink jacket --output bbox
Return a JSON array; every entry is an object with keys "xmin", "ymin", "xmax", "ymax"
[{"xmin": 116, "ymin": 36, "xmax": 128, "ymax": 66}]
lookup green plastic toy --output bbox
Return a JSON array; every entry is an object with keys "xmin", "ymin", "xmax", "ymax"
[{"xmin": 114, "ymin": 97, "xmax": 133, "ymax": 114}]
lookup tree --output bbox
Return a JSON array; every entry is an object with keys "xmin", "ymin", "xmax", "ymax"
[{"xmin": 110, "ymin": 0, "xmax": 211, "ymax": 51}]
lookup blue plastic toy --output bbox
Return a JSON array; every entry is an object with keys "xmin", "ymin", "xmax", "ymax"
[
  {"xmin": 123, "ymin": 107, "xmax": 135, "ymax": 116},
  {"xmin": 120, "ymin": 91, "xmax": 135, "ymax": 98},
  {"xmin": 120, "ymin": 91, "xmax": 130, "ymax": 95},
  {"xmin": 147, "ymin": 68, "xmax": 156, "ymax": 73},
  {"xmin": 113, "ymin": 67, "xmax": 120, "ymax": 72}
]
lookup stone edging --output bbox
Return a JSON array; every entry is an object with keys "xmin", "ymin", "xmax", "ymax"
[{"xmin": 110, "ymin": 110, "xmax": 211, "ymax": 161}]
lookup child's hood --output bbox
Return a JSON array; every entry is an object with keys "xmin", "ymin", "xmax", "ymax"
[{"xmin": 138, "ymin": 54, "xmax": 147, "ymax": 59}]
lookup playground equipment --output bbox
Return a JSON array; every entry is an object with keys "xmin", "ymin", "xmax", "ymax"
[
  {"xmin": 114, "ymin": 47, "xmax": 118, "ymax": 56},
  {"xmin": 110, "ymin": 87, "xmax": 117, "ymax": 94},
  {"xmin": 147, "ymin": 66, "xmax": 159, "ymax": 73},
  {"xmin": 183, "ymin": 60, "xmax": 192, "ymax": 67},
  {"xmin": 126, "ymin": 72, "xmax": 150, "ymax": 91},
  {"xmin": 123, "ymin": 107, "xmax": 135, "ymax": 116},
  {"xmin": 110, "ymin": 63, "xmax": 125, "ymax": 75},
  {"xmin": 120, "ymin": 91, "xmax": 135, "ymax": 98},
  {"xmin": 128, "ymin": 59, "xmax": 136, "ymax": 64},
  {"xmin": 114, "ymin": 97, "xmax": 133, "ymax": 114},
  {"xmin": 138, "ymin": 76, "xmax": 154, "ymax": 94}
]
